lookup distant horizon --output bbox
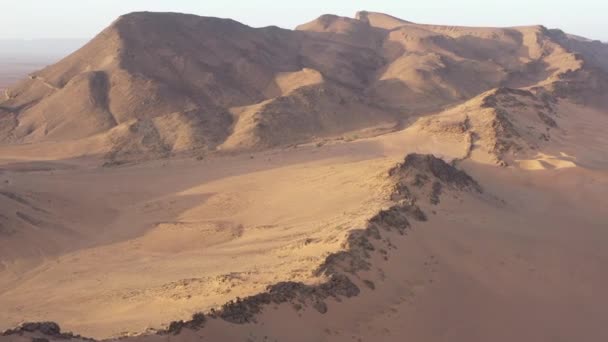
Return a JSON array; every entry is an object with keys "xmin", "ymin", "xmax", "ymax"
[
  {"xmin": 0, "ymin": 38, "xmax": 88, "ymax": 60},
  {"xmin": 1, "ymin": 1, "xmax": 607, "ymax": 42},
  {"xmin": 0, "ymin": 38, "xmax": 88, "ymax": 41}
]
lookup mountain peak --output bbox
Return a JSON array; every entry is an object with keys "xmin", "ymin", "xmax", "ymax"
[
  {"xmin": 110, "ymin": 11, "xmax": 248, "ymax": 35},
  {"xmin": 355, "ymin": 11, "xmax": 413, "ymax": 29},
  {"xmin": 1, "ymin": 10, "xmax": 606, "ymax": 162}
]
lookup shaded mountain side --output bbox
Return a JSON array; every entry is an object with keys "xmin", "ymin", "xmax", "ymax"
[
  {"xmin": 544, "ymin": 67, "xmax": 608, "ymax": 107},
  {"xmin": 221, "ymin": 83, "xmax": 395, "ymax": 150},
  {"xmin": 415, "ymin": 87, "xmax": 562, "ymax": 165},
  {"xmin": 1, "ymin": 11, "xmax": 607, "ymax": 162},
  {"xmin": 388, "ymin": 153, "xmax": 482, "ymax": 205},
  {"xmin": 546, "ymin": 29, "xmax": 608, "ymax": 73},
  {"xmin": 0, "ymin": 109, "xmax": 16, "ymax": 141},
  {"xmin": 102, "ymin": 108, "xmax": 234, "ymax": 165},
  {"xmin": 367, "ymin": 23, "xmax": 590, "ymax": 113},
  {"xmin": 6, "ymin": 72, "xmax": 118, "ymax": 143},
  {"xmin": 1, "ymin": 153, "xmax": 483, "ymax": 339},
  {"xmin": 355, "ymin": 11, "xmax": 413, "ymax": 30},
  {"xmin": 295, "ymin": 14, "xmax": 386, "ymax": 49}
]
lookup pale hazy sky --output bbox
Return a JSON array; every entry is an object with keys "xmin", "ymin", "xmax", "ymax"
[{"xmin": 1, "ymin": 0, "xmax": 606, "ymax": 41}]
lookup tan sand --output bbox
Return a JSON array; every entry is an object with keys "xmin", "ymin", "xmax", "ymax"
[{"xmin": 0, "ymin": 10, "xmax": 607, "ymax": 342}]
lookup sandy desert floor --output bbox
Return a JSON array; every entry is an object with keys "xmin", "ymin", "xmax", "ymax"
[
  {"xmin": 0, "ymin": 121, "xmax": 464, "ymax": 337},
  {"xmin": 0, "ymin": 99, "xmax": 607, "ymax": 341},
  {"xmin": 185, "ymin": 166, "xmax": 608, "ymax": 342},
  {"xmin": 1, "ymin": 8, "xmax": 608, "ymax": 341}
]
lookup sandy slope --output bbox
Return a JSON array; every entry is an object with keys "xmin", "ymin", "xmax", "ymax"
[
  {"xmin": 1, "ymin": 95, "xmax": 608, "ymax": 340},
  {"xmin": 1, "ymin": 10, "xmax": 608, "ymax": 342},
  {"xmin": 0, "ymin": 123, "xmax": 463, "ymax": 337},
  {"xmin": 1, "ymin": 11, "xmax": 607, "ymax": 162},
  {"xmin": 193, "ymin": 166, "xmax": 608, "ymax": 342}
]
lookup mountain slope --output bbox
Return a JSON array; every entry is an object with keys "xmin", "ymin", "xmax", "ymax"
[
  {"xmin": 0, "ymin": 10, "xmax": 607, "ymax": 342},
  {"xmin": 1, "ymin": 11, "xmax": 607, "ymax": 163}
]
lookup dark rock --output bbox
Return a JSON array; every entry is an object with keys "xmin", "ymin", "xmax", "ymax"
[
  {"xmin": 430, "ymin": 181, "xmax": 442, "ymax": 205},
  {"xmin": 413, "ymin": 174, "xmax": 429, "ymax": 187},
  {"xmin": 190, "ymin": 312, "xmax": 206, "ymax": 327},
  {"xmin": 316, "ymin": 250, "xmax": 371, "ymax": 275},
  {"xmin": 390, "ymin": 154, "xmax": 482, "ymax": 193},
  {"xmin": 482, "ymin": 88, "xmax": 534, "ymax": 108},
  {"xmin": 166, "ymin": 320, "xmax": 185, "ymax": 335},
  {"xmin": 17, "ymin": 322, "xmax": 60, "ymax": 336},
  {"xmin": 312, "ymin": 301, "xmax": 328, "ymax": 314},
  {"xmin": 369, "ymin": 206, "xmax": 411, "ymax": 233},
  {"xmin": 390, "ymin": 182, "xmax": 412, "ymax": 201},
  {"xmin": 403, "ymin": 203, "xmax": 428, "ymax": 221},
  {"xmin": 537, "ymin": 111, "xmax": 557, "ymax": 127},
  {"xmin": 363, "ymin": 279, "xmax": 376, "ymax": 290}
]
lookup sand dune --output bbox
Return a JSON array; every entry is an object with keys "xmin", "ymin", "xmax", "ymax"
[{"xmin": 1, "ymin": 9, "xmax": 608, "ymax": 342}]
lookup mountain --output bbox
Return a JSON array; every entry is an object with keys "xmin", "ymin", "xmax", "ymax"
[
  {"xmin": 1, "ymin": 11, "xmax": 606, "ymax": 164},
  {"xmin": 1, "ymin": 11, "xmax": 608, "ymax": 342}
]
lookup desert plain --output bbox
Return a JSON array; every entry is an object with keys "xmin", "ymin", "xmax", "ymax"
[{"xmin": 0, "ymin": 10, "xmax": 607, "ymax": 342}]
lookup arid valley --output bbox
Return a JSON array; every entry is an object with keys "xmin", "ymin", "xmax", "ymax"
[{"xmin": 1, "ymin": 9, "xmax": 607, "ymax": 342}]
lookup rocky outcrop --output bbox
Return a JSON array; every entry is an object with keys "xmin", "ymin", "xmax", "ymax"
[
  {"xmin": 1, "ymin": 153, "xmax": 482, "ymax": 340},
  {"xmin": 417, "ymin": 87, "xmax": 563, "ymax": 165},
  {"xmin": 1, "ymin": 322, "xmax": 92, "ymax": 341},
  {"xmin": 2, "ymin": 322, "xmax": 61, "ymax": 336},
  {"xmin": 389, "ymin": 154, "xmax": 482, "ymax": 205},
  {"xmin": 161, "ymin": 155, "xmax": 481, "ymax": 333}
]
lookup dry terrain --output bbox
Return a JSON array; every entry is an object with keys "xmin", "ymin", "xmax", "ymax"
[{"xmin": 0, "ymin": 10, "xmax": 607, "ymax": 342}]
